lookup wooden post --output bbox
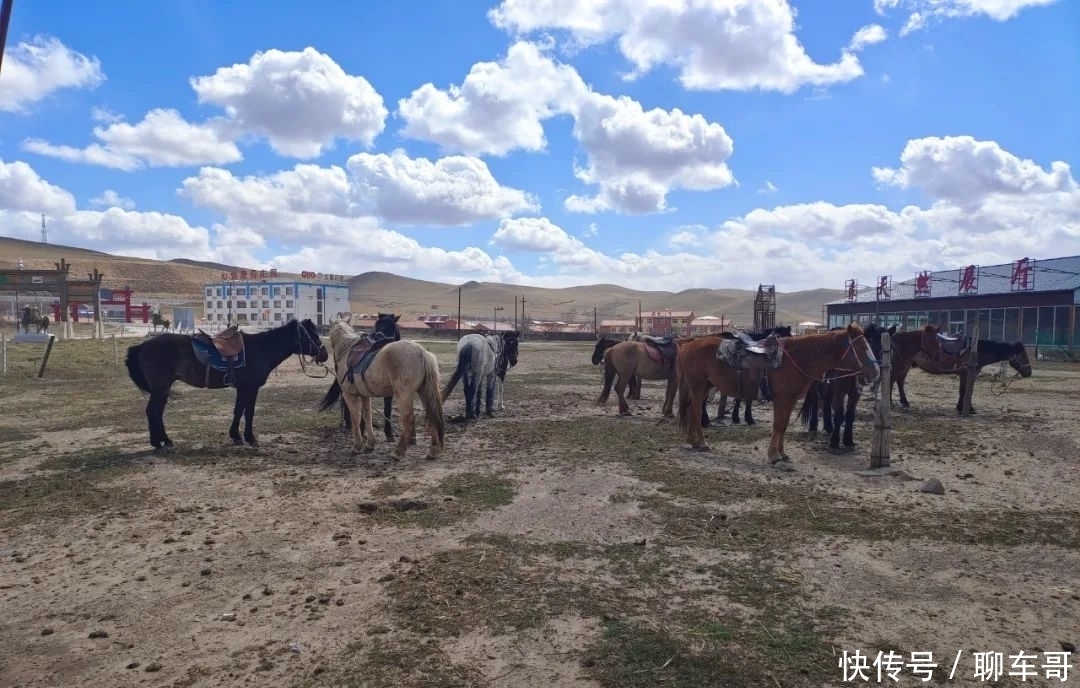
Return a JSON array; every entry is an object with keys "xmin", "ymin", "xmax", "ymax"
[
  {"xmin": 960, "ymin": 325, "xmax": 980, "ymax": 416},
  {"xmin": 37, "ymin": 334, "xmax": 56, "ymax": 379},
  {"xmin": 1, "ymin": 331, "xmax": 6, "ymax": 376},
  {"xmin": 112, "ymin": 333, "xmax": 119, "ymax": 366},
  {"xmin": 870, "ymin": 332, "xmax": 892, "ymax": 468}
]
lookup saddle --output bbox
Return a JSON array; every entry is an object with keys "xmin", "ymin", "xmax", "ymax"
[
  {"xmin": 716, "ymin": 332, "xmax": 783, "ymax": 371},
  {"xmin": 936, "ymin": 332, "xmax": 969, "ymax": 356},
  {"xmin": 345, "ymin": 332, "xmax": 393, "ymax": 385},
  {"xmin": 641, "ymin": 335, "xmax": 678, "ymax": 364},
  {"xmin": 191, "ymin": 324, "xmax": 246, "ymax": 387}
]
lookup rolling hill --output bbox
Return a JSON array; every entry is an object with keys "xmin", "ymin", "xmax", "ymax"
[{"xmin": 0, "ymin": 237, "xmax": 842, "ymax": 325}]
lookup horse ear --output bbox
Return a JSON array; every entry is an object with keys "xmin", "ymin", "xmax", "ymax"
[
  {"xmin": 394, "ymin": 314, "xmax": 401, "ymax": 321},
  {"xmin": 888, "ymin": 325, "xmax": 897, "ymax": 335}
]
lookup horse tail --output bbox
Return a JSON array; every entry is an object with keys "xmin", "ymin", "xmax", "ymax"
[
  {"xmin": 124, "ymin": 344, "xmax": 152, "ymax": 394},
  {"xmin": 317, "ymin": 379, "xmax": 343, "ymax": 413},
  {"xmin": 441, "ymin": 345, "xmax": 470, "ymax": 402},
  {"xmin": 596, "ymin": 353, "xmax": 617, "ymax": 406},
  {"xmin": 798, "ymin": 381, "xmax": 818, "ymax": 428},
  {"xmin": 420, "ymin": 352, "xmax": 446, "ymax": 445}
]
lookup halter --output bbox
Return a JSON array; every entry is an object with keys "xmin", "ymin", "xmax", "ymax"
[
  {"xmin": 295, "ymin": 323, "xmax": 330, "ymax": 378},
  {"xmin": 781, "ymin": 333, "xmax": 878, "ymax": 383}
]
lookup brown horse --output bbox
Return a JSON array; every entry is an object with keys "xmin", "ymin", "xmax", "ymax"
[
  {"xmin": 676, "ymin": 324, "xmax": 879, "ymax": 469},
  {"xmin": 591, "ymin": 337, "xmax": 641, "ymax": 400},
  {"xmin": 596, "ymin": 338, "xmax": 678, "ymax": 416},
  {"xmin": 895, "ymin": 338, "xmax": 1032, "ymax": 413},
  {"xmin": 866, "ymin": 323, "xmax": 944, "ymax": 403}
]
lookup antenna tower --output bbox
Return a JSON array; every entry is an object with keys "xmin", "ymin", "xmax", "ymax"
[{"xmin": 41, "ymin": 213, "xmax": 47, "ymax": 244}]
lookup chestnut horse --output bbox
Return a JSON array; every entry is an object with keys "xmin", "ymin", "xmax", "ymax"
[
  {"xmin": 597, "ymin": 339, "xmax": 678, "ymax": 416},
  {"xmin": 676, "ymin": 323, "xmax": 879, "ymax": 469}
]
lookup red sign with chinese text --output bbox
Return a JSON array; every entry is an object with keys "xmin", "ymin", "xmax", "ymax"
[
  {"xmin": 1010, "ymin": 257, "xmax": 1033, "ymax": 291},
  {"xmin": 876, "ymin": 275, "xmax": 891, "ymax": 300},
  {"xmin": 958, "ymin": 265, "xmax": 978, "ymax": 294},
  {"xmin": 914, "ymin": 271, "xmax": 932, "ymax": 298}
]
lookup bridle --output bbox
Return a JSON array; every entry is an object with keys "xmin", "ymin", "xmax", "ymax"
[{"xmin": 295, "ymin": 323, "xmax": 330, "ymax": 378}]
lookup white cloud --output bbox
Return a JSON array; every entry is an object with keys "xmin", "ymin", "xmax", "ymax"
[
  {"xmin": 190, "ymin": 47, "xmax": 388, "ymax": 158},
  {"xmin": 89, "ymin": 190, "xmax": 136, "ymax": 210},
  {"xmin": 875, "ymin": 0, "xmax": 1059, "ymax": 34},
  {"xmin": 847, "ymin": 24, "xmax": 888, "ymax": 52},
  {"xmin": 0, "ymin": 36, "xmax": 103, "ymax": 113},
  {"xmin": 346, "ymin": 149, "xmax": 539, "ymax": 225},
  {"xmin": 491, "ymin": 216, "xmax": 583, "ymax": 252},
  {"xmin": 872, "ymin": 135, "xmax": 1077, "ymax": 206},
  {"xmin": 566, "ymin": 93, "xmax": 735, "ymax": 214},
  {"xmin": 0, "ymin": 160, "xmax": 212, "ymax": 260},
  {"xmin": 758, "ymin": 180, "xmax": 779, "ymax": 194},
  {"xmin": 23, "ymin": 109, "xmax": 243, "ymax": 171},
  {"xmin": 488, "ymin": 0, "xmax": 865, "ymax": 94},
  {"xmin": 397, "ymin": 41, "xmax": 585, "ymax": 156}
]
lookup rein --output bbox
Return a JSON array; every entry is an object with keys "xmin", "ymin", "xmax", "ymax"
[
  {"xmin": 781, "ymin": 334, "xmax": 875, "ymax": 383},
  {"xmin": 295, "ymin": 324, "xmax": 330, "ymax": 378}
]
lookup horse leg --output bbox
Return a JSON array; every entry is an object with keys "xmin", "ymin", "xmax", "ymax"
[
  {"xmin": 392, "ymin": 390, "xmax": 416, "ymax": 460},
  {"xmin": 145, "ymin": 387, "xmax": 170, "ymax": 451},
  {"xmin": 463, "ymin": 374, "xmax": 477, "ymax": 420},
  {"xmin": 896, "ymin": 368, "xmax": 911, "ymax": 408},
  {"xmin": 768, "ymin": 394, "xmax": 796, "ymax": 467},
  {"xmin": 360, "ymin": 396, "xmax": 376, "ymax": 452},
  {"xmin": 228, "ymin": 391, "xmax": 245, "ymax": 445},
  {"xmin": 662, "ymin": 373, "xmax": 677, "ymax": 418},
  {"xmin": 842, "ymin": 390, "xmax": 858, "ymax": 448},
  {"xmin": 956, "ymin": 372, "xmax": 975, "ymax": 414},
  {"xmin": 744, "ymin": 399, "xmax": 754, "ymax": 426},
  {"xmin": 484, "ymin": 374, "xmax": 496, "ymax": 417},
  {"xmin": 344, "ymin": 393, "xmax": 364, "ymax": 453},
  {"xmin": 716, "ymin": 393, "xmax": 727, "ymax": 423},
  {"xmin": 615, "ymin": 375, "xmax": 631, "ymax": 416},
  {"xmin": 242, "ymin": 386, "xmax": 259, "ymax": 446},
  {"xmin": 687, "ymin": 383, "xmax": 709, "ymax": 450},
  {"xmin": 383, "ymin": 396, "xmax": 395, "ymax": 442},
  {"xmin": 828, "ymin": 393, "xmax": 843, "ymax": 451}
]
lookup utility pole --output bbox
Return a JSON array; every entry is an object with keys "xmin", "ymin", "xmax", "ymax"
[
  {"xmin": 593, "ymin": 306, "xmax": 598, "ymax": 338},
  {"xmin": 0, "ymin": 0, "xmax": 14, "ymax": 77},
  {"xmin": 457, "ymin": 286, "xmax": 462, "ymax": 338},
  {"xmin": 40, "ymin": 213, "xmax": 46, "ymax": 244},
  {"xmin": 520, "ymin": 295, "xmax": 526, "ymax": 338},
  {"xmin": 637, "ymin": 300, "xmax": 643, "ymax": 333},
  {"xmin": 513, "ymin": 295, "xmax": 518, "ymax": 331},
  {"xmin": 493, "ymin": 306, "xmax": 504, "ymax": 330}
]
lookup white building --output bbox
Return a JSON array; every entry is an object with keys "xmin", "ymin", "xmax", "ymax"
[{"xmin": 202, "ymin": 276, "xmax": 350, "ymax": 328}]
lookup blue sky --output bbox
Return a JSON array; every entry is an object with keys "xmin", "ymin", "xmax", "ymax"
[{"xmin": 1, "ymin": 0, "xmax": 1077, "ymax": 292}]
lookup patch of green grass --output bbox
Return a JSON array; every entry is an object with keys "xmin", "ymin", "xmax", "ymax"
[
  {"xmin": 0, "ymin": 426, "xmax": 38, "ymax": 444},
  {"xmin": 0, "ymin": 468, "xmax": 152, "ymax": 527}
]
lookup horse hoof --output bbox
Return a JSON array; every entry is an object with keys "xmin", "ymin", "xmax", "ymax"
[
  {"xmin": 684, "ymin": 443, "xmax": 710, "ymax": 452},
  {"xmin": 746, "ymin": 420, "xmax": 756, "ymax": 426},
  {"xmin": 163, "ymin": 441, "xmax": 176, "ymax": 450},
  {"xmin": 231, "ymin": 437, "xmax": 244, "ymax": 446},
  {"xmin": 153, "ymin": 446, "xmax": 170, "ymax": 457}
]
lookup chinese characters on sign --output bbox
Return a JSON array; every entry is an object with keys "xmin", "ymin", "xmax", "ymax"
[
  {"xmin": 1010, "ymin": 257, "xmax": 1034, "ymax": 291},
  {"xmin": 958, "ymin": 264, "xmax": 978, "ymax": 294},
  {"xmin": 839, "ymin": 649, "xmax": 1071, "ymax": 683},
  {"xmin": 845, "ymin": 279, "xmax": 858, "ymax": 302},
  {"xmin": 876, "ymin": 276, "xmax": 891, "ymax": 300},
  {"xmin": 914, "ymin": 271, "xmax": 932, "ymax": 298},
  {"xmin": 219, "ymin": 269, "xmax": 277, "ymax": 282}
]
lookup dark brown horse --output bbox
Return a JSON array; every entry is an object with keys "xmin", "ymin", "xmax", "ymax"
[
  {"xmin": 591, "ymin": 337, "xmax": 641, "ymax": 399},
  {"xmin": 713, "ymin": 325, "xmax": 793, "ymax": 425},
  {"xmin": 896, "ymin": 338, "xmax": 1032, "ymax": 413},
  {"xmin": 676, "ymin": 324, "xmax": 879, "ymax": 469},
  {"xmin": 125, "ymin": 318, "xmax": 328, "ymax": 452}
]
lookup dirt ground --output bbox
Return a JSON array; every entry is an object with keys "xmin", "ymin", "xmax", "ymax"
[{"xmin": 0, "ymin": 334, "xmax": 1077, "ymax": 688}]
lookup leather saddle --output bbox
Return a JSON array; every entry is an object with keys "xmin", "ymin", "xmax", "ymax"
[
  {"xmin": 641, "ymin": 335, "xmax": 678, "ymax": 363},
  {"xmin": 345, "ymin": 332, "xmax": 392, "ymax": 384},
  {"xmin": 936, "ymin": 332, "xmax": 969, "ymax": 356},
  {"xmin": 191, "ymin": 324, "xmax": 246, "ymax": 387},
  {"xmin": 717, "ymin": 331, "xmax": 783, "ymax": 371}
]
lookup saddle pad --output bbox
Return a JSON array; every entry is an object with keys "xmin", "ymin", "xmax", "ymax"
[
  {"xmin": 644, "ymin": 340, "xmax": 677, "ymax": 363},
  {"xmin": 192, "ymin": 339, "xmax": 247, "ymax": 371},
  {"xmin": 717, "ymin": 338, "xmax": 783, "ymax": 370},
  {"xmin": 346, "ymin": 335, "xmax": 392, "ymax": 382},
  {"xmin": 936, "ymin": 333, "xmax": 969, "ymax": 356}
]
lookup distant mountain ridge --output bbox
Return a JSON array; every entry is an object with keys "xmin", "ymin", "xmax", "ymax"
[{"xmin": 0, "ymin": 237, "xmax": 840, "ymax": 325}]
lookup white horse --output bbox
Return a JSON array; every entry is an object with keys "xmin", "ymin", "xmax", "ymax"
[
  {"xmin": 319, "ymin": 320, "xmax": 445, "ymax": 461},
  {"xmin": 441, "ymin": 331, "xmax": 520, "ymax": 419}
]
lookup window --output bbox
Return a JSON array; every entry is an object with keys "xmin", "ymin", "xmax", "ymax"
[
  {"xmin": 976, "ymin": 309, "xmax": 990, "ymax": 339},
  {"xmin": 1054, "ymin": 305, "xmax": 1071, "ymax": 345},
  {"xmin": 216, "ymin": 300, "xmax": 223, "ymax": 309},
  {"xmin": 205, "ymin": 288, "xmax": 212, "ymax": 297},
  {"xmin": 206, "ymin": 301, "xmax": 213, "ymax": 310},
  {"xmin": 989, "ymin": 308, "xmax": 1004, "ymax": 341},
  {"xmin": 236, "ymin": 300, "xmax": 247, "ymax": 309},
  {"xmin": 274, "ymin": 300, "xmax": 281, "ymax": 308},
  {"xmin": 273, "ymin": 287, "xmax": 281, "ymax": 296},
  {"xmin": 261, "ymin": 287, "xmax": 269, "ymax": 296},
  {"xmin": 1037, "ymin": 306, "xmax": 1055, "ymax": 346},
  {"xmin": 262, "ymin": 300, "xmax": 270, "ymax": 308},
  {"xmin": 285, "ymin": 287, "xmax": 294, "ymax": 295},
  {"xmin": 286, "ymin": 300, "xmax": 294, "ymax": 308},
  {"xmin": 1021, "ymin": 307, "xmax": 1038, "ymax": 345},
  {"xmin": 1074, "ymin": 306, "xmax": 1080, "ymax": 350},
  {"xmin": 275, "ymin": 313, "xmax": 283, "ymax": 321}
]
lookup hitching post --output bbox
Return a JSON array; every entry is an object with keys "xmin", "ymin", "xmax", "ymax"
[
  {"xmin": 37, "ymin": 334, "xmax": 56, "ymax": 379},
  {"xmin": 870, "ymin": 332, "xmax": 892, "ymax": 469},
  {"xmin": 960, "ymin": 325, "xmax": 980, "ymax": 417},
  {"xmin": 1, "ymin": 332, "xmax": 7, "ymax": 376},
  {"xmin": 113, "ymin": 333, "xmax": 119, "ymax": 366}
]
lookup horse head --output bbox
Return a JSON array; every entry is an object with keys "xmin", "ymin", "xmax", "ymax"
[
  {"xmin": 919, "ymin": 323, "xmax": 942, "ymax": 358},
  {"xmin": 1008, "ymin": 342, "xmax": 1033, "ymax": 378},
  {"xmin": 297, "ymin": 318, "xmax": 329, "ymax": 363},
  {"xmin": 502, "ymin": 330, "xmax": 520, "ymax": 368},
  {"xmin": 591, "ymin": 338, "xmax": 613, "ymax": 365},
  {"xmin": 375, "ymin": 313, "xmax": 401, "ymax": 341},
  {"xmin": 841, "ymin": 322, "xmax": 880, "ymax": 385}
]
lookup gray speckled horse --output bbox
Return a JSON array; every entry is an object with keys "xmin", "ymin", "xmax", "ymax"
[{"xmin": 441, "ymin": 331, "xmax": 520, "ymax": 419}]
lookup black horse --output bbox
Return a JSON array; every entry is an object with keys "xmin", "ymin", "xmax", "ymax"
[
  {"xmin": 125, "ymin": 318, "xmax": 328, "ymax": 452},
  {"xmin": 899, "ymin": 338, "xmax": 1033, "ymax": 413},
  {"xmin": 706, "ymin": 325, "xmax": 793, "ymax": 426},
  {"xmin": 333, "ymin": 313, "xmax": 401, "ymax": 440}
]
